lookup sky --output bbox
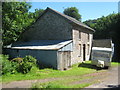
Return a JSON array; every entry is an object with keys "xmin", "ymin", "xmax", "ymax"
[{"xmin": 29, "ymin": 2, "xmax": 119, "ymax": 22}]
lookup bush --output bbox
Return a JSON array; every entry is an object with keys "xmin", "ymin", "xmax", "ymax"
[
  {"xmin": 1, "ymin": 54, "xmax": 18, "ymax": 74},
  {"xmin": 23, "ymin": 55, "xmax": 36, "ymax": 65},
  {"xmin": 1, "ymin": 55, "xmax": 11, "ymax": 74},
  {"xmin": 11, "ymin": 57, "xmax": 23, "ymax": 63},
  {"xmin": 18, "ymin": 55, "xmax": 37, "ymax": 74},
  {"xmin": 1, "ymin": 55, "xmax": 37, "ymax": 74}
]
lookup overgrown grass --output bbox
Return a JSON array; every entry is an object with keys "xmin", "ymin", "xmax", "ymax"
[
  {"xmin": 2, "ymin": 62, "xmax": 97, "ymax": 83},
  {"xmin": 2, "ymin": 60, "xmax": 120, "ymax": 84}
]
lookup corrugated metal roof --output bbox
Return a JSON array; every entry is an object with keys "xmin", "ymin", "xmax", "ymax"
[
  {"xmin": 92, "ymin": 47, "xmax": 112, "ymax": 52},
  {"xmin": 6, "ymin": 40, "xmax": 72, "ymax": 50}
]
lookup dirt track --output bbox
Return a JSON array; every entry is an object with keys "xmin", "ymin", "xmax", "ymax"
[
  {"xmin": 2, "ymin": 66, "xmax": 120, "ymax": 89},
  {"xmin": 85, "ymin": 66, "xmax": 120, "ymax": 88}
]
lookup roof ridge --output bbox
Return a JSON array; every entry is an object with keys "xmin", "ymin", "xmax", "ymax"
[{"xmin": 46, "ymin": 7, "xmax": 95, "ymax": 32}]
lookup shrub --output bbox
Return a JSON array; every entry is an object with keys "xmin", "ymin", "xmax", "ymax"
[
  {"xmin": 1, "ymin": 55, "xmax": 11, "ymax": 74},
  {"xmin": 1, "ymin": 55, "xmax": 37, "ymax": 74},
  {"xmin": 23, "ymin": 55, "xmax": 36, "ymax": 64},
  {"xmin": 1, "ymin": 54, "xmax": 17, "ymax": 74},
  {"xmin": 10, "ymin": 61, "xmax": 19, "ymax": 74},
  {"xmin": 18, "ymin": 55, "xmax": 37, "ymax": 74},
  {"xmin": 11, "ymin": 57, "xmax": 23, "ymax": 63}
]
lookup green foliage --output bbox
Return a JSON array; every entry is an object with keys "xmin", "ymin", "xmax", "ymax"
[
  {"xmin": 83, "ymin": 13, "xmax": 120, "ymax": 61},
  {"xmin": 63, "ymin": 7, "xmax": 81, "ymax": 21},
  {"xmin": 1, "ymin": 55, "xmax": 11, "ymax": 74},
  {"xmin": 11, "ymin": 57, "xmax": 23, "ymax": 63},
  {"xmin": 10, "ymin": 61, "xmax": 19, "ymax": 74},
  {"xmin": 1, "ymin": 54, "xmax": 37, "ymax": 74},
  {"xmin": 23, "ymin": 55, "xmax": 36, "ymax": 65},
  {"xmin": 1, "ymin": 54, "xmax": 18, "ymax": 74},
  {"xmin": 30, "ymin": 9, "xmax": 44, "ymax": 19},
  {"xmin": 17, "ymin": 55, "xmax": 37, "ymax": 74},
  {"xmin": 2, "ymin": 2, "xmax": 44, "ymax": 46},
  {"xmin": 18, "ymin": 61, "xmax": 32, "ymax": 74},
  {"xmin": 2, "ymin": 2, "xmax": 32, "ymax": 45},
  {"xmin": 83, "ymin": 13, "xmax": 120, "ymax": 43}
]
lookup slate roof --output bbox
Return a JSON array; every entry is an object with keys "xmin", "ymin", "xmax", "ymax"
[
  {"xmin": 37, "ymin": 7, "xmax": 95, "ymax": 32},
  {"xmin": 6, "ymin": 40, "xmax": 72, "ymax": 50}
]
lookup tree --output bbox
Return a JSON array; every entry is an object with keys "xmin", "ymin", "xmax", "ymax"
[
  {"xmin": 2, "ymin": 2, "xmax": 44, "ymax": 46},
  {"xmin": 63, "ymin": 7, "xmax": 81, "ymax": 21},
  {"xmin": 2, "ymin": 2, "xmax": 32, "ymax": 45},
  {"xmin": 83, "ymin": 13, "xmax": 120, "ymax": 62},
  {"xmin": 28, "ymin": 9, "xmax": 44, "ymax": 21}
]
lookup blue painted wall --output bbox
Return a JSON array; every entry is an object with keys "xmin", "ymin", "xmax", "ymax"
[{"xmin": 5, "ymin": 49, "xmax": 58, "ymax": 69}]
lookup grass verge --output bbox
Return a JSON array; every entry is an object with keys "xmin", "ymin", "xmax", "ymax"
[{"xmin": 2, "ymin": 61, "xmax": 120, "ymax": 84}]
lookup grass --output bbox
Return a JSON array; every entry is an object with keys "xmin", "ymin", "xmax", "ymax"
[
  {"xmin": 2, "ymin": 61, "xmax": 97, "ymax": 83},
  {"xmin": 1, "ymin": 61, "xmax": 120, "ymax": 88},
  {"xmin": 31, "ymin": 75, "xmax": 96, "ymax": 88},
  {"xmin": 111, "ymin": 62, "xmax": 120, "ymax": 66}
]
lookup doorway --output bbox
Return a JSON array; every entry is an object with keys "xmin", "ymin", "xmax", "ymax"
[
  {"xmin": 83, "ymin": 44, "xmax": 86, "ymax": 61},
  {"xmin": 58, "ymin": 51, "xmax": 71, "ymax": 70}
]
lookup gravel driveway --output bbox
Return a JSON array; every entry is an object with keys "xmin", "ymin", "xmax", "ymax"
[{"xmin": 85, "ymin": 66, "xmax": 120, "ymax": 89}]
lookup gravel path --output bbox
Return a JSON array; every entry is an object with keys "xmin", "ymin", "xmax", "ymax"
[
  {"xmin": 85, "ymin": 66, "xmax": 120, "ymax": 89},
  {"xmin": 2, "ymin": 77, "xmax": 60, "ymax": 88}
]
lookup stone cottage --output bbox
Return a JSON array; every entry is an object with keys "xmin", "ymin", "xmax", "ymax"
[{"xmin": 5, "ymin": 7, "xmax": 95, "ymax": 70}]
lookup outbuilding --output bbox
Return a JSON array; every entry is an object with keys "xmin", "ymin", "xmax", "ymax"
[{"xmin": 5, "ymin": 7, "xmax": 95, "ymax": 70}]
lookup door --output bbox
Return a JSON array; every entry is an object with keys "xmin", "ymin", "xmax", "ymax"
[
  {"xmin": 58, "ymin": 51, "xmax": 71, "ymax": 70},
  {"xmin": 83, "ymin": 44, "xmax": 86, "ymax": 61}
]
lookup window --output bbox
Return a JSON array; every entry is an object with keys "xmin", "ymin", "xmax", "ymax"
[
  {"xmin": 79, "ymin": 31, "xmax": 81, "ymax": 40},
  {"xmin": 87, "ymin": 33, "xmax": 89, "ymax": 41},
  {"xmin": 87, "ymin": 44, "xmax": 89, "ymax": 55},
  {"xmin": 79, "ymin": 44, "xmax": 81, "ymax": 57}
]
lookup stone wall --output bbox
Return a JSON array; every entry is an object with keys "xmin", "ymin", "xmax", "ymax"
[
  {"xmin": 19, "ymin": 10, "xmax": 72, "ymax": 41},
  {"xmin": 71, "ymin": 26, "xmax": 93, "ymax": 65}
]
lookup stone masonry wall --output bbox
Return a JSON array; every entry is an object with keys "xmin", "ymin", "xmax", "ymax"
[
  {"xmin": 71, "ymin": 26, "xmax": 93, "ymax": 65},
  {"xmin": 19, "ymin": 10, "xmax": 72, "ymax": 41}
]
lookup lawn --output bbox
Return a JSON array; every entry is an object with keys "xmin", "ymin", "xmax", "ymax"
[
  {"xmin": 2, "ymin": 61, "xmax": 95, "ymax": 83},
  {"xmin": 1, "ymin": 61, "xmax": 120, "ymax": 88}
]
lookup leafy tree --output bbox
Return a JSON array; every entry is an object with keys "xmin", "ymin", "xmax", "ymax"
[
  {"xmin": 63, "ymin": 7, "xmax": 81, "ymax": 21},
  {"xmin": 2, "ymin": 2, "xmax": 32, "ymax": 45},
  {"xmin": 83, "ymin": 13, "xmax": 120, "ymax": 62},
  {"xmin": 2, "ymin": 2, "xmax": 44, "ymax": 46}
]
